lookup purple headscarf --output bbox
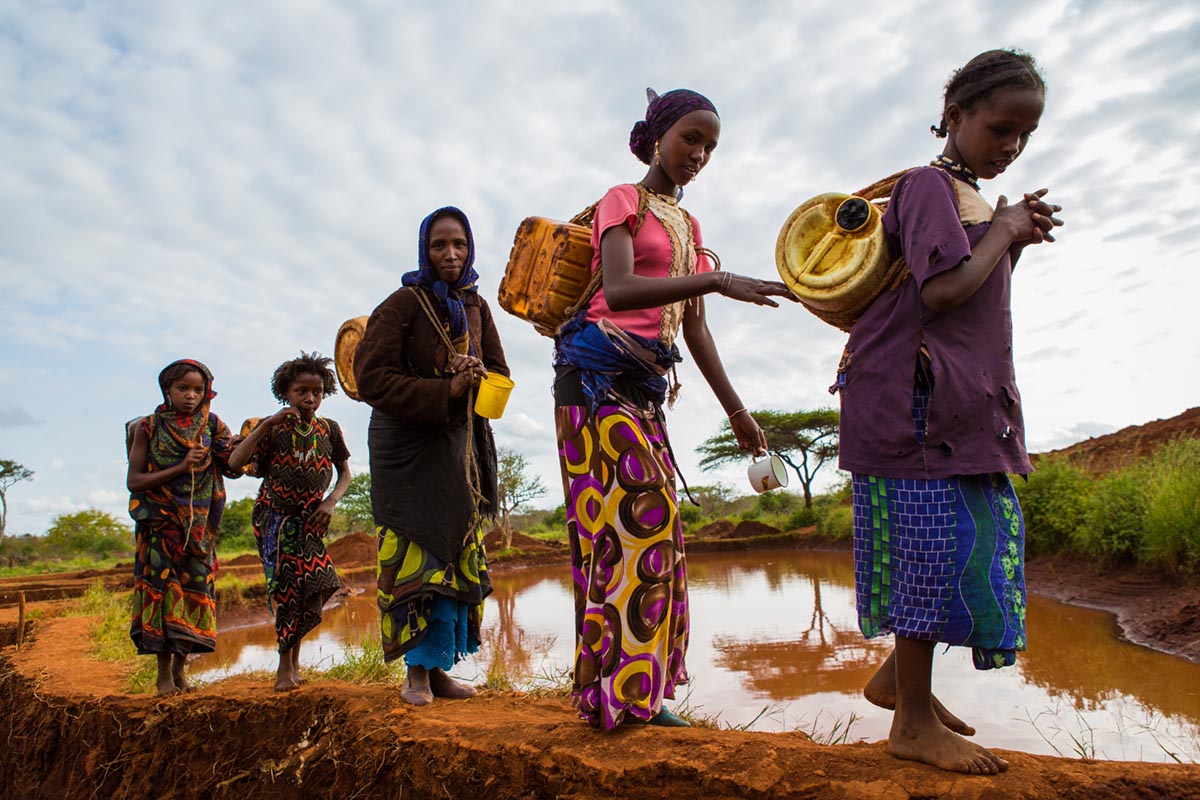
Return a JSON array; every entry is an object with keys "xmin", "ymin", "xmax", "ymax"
[{"xmin": 629, "ymin": 87, "xmax": 719, "ymax": 165}]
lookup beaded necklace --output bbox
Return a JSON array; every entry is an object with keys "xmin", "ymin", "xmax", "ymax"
[
  {"xmin": 930, "ymin": 154, "xmax": 980, "ymax": 190},
  {"xmin": 291, "ymin": 417, "xmax": 319, "ymax": 463},
  {"xmin": 637, "ymin": 181, "xmax": 679, "ymax": 205}
]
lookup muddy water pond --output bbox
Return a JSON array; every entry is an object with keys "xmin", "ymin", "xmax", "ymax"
[{"xmin": 193, "ymin": 549, "xmax": 1200, "ymax": 762}]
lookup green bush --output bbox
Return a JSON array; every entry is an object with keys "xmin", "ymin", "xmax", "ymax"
[
  {"xmin": 1140, "ymin": 439, "xmax": 1200, "ymax": 573},
  {"xmin": 43, "ymin": 509, "xmax": 133, "ymax": 559},
  {"xmin": 1075, "ymin": 470, "xmax": 1147, "ymax": 564},
  {"xmin": 679, "ymin": 502, "xmax": 705, "ymax": 526},
  {"xmin": 755, "ymin": 490, "xmax": 798, "ymax": 516},
  {"xmin": 784, "ymin": 507, "xmax": 818, "ymax": 530},
  {"xmin": 1015, "ymin": 458, "xmax": 1093, "ymax": 556},
  {"xmin": 818, "ymin": 506, "xmax": 854, "ymax": 540},
  {"xmin": 217, "ymin": 497, "xmax": 257, "ymax": 555}
]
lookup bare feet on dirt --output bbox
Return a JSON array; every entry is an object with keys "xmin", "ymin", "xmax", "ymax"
[
  {"xmin": 155, "ymin": 653, "xmax": 181, "ymax": 696},
  {"xmin": 429, "ymin": 668, "xmax": 477, "ymax": 699},
  {"xmin": 290, "ymin": 645, "xmax": 306, "ymax": 686},
  {"xmin": 402, "ymin": 665, "xmax": 434, "ymax": 706},
  {"xmin": 888, "ymin": 715, "xmax": 1008, "ymax": 775},
  {"xmin": 155, "ymin": 674, "xmax": 181, "ymax": 696},
  {"xmin": 865, "ymin": 651, "xmax": 975, "ymax": 736},
  {"xmin": 274, "ymin": 652, "xmax": 300, "ymax": 692},
  {"xmin": 170, "ymin": 654, "xmax": 195, "ymax": 693}
]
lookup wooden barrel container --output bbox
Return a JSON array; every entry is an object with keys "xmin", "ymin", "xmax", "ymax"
[
  {"xmin": 498, "ymin": 217, "xmax": 595, "ymax": 337},
  {"xmin": 334, "ymin": 316, "xmax": 370, "ymax": 401},
  {"xmin": 775, "ymin": 193, "xmax": 905, "ymax": 332},
  {"xmin": 237, "ymin": 417, "xmax": 262, "ymax": 475}
]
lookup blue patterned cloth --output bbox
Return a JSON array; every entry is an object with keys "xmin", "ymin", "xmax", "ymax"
[
  {"xmin": 553, "ymin": 315, "xmax": 681, "ymax": 412},
  {"xmin": 852, "ymin": 472, "xmax": 1027, "ymax": 669},
  {"xmin": 403, "ymin": 593, "xmax": 479, "ymax": 671}
]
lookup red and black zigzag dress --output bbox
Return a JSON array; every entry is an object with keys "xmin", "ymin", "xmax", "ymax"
[{"xmin": 248, "ymin": 416, "xmax": 349, "ymax": 651}]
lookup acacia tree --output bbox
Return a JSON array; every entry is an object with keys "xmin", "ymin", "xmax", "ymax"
[
  {"xmin": 497, "ymin": 448, "xmax": 547, "ymax": 550},
  {"xmin": 697, "ymin": 408, "xmax": 840, "ymax": 508},
  {"xmin": 0, "ymin": 460, "xmax": 34, "ymax": 543}
]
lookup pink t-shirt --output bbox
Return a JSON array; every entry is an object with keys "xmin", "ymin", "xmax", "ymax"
[{"xmin": 584, "ymin": 184, "xmax": 713, "ymax": 341}]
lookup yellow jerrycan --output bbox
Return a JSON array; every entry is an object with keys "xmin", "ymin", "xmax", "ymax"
[
  {"xmin": 498, "ymin": 216, "xmax": 597, "ymax": 337},
  {"xmin": 775, "ymin": 192, "xmax": 909, "ymax": 332}
]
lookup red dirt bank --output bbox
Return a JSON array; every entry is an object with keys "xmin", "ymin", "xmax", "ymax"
[{"xmin": 4, "ymin": 616, "xmax": 1200, "ymax": 800}]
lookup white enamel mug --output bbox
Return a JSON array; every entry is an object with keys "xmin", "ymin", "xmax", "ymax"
[{"xmin": 747, "ymin": 454, "xmax": 789, "ymax": 494}]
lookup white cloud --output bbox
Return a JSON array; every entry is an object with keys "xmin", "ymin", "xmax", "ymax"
[{"xmin": 1, "ymin": 0, "xmax": 1197, "ymax": 532}]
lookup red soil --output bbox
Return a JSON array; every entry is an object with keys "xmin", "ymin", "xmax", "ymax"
[
  {"xmin": 4, "ymin": 615, "xmax": 1200, "ymax": 799},
  {"xmin": 1037, "ymin": 406, "xmax": 1200, "ymax": 473}
]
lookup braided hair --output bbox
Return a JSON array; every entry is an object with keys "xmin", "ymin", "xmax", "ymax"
[
  {"xmin": 932, "ymin": 49, "xmax": 1045, "ymax": 138},
  {"xmin": 271, "ymin": 351, "xmax": 338, "ymax": 403}
]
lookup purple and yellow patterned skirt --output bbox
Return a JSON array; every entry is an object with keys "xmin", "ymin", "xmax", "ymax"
[{"xmin": 556, "ymin": 404, "xmax": 690, "ymax": 729}]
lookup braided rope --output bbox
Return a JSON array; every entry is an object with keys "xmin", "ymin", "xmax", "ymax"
[{"xmin": 412, "ymin": 288, "xmax": 488, "ymax": 524}]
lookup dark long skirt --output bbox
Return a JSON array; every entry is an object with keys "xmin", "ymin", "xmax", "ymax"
[{"xmin": 130, "ymin": 521, "xmax": 217, "ymax": 655}]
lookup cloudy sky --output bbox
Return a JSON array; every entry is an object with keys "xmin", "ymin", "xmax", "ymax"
[{"xmin": 2, "ymin": 0, "xmax": 1197, "ymax": 536}]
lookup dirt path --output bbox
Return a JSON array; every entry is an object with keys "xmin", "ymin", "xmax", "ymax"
[{"xmin": 3, "ymin": 617, "xmax": 1199, "ymax": 800}]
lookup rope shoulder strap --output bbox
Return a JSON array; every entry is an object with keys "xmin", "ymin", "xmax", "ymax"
[
  {"xmin": 411, "ymin": 287, "xmax": 489, "ymax": 527},
  {"xmin": 555, "ymin": 185, "xmax": 723, "ymax": 336}
]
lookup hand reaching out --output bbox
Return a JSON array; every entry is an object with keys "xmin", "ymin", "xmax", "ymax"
[{"xmin": 717, "ymin": 273, "xmax": 799, "ymax": 307}]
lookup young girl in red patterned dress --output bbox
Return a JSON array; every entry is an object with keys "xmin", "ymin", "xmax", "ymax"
[
  {"xmin": 229, "ymin": 352, "xmax": 351, "ymax": 691},
  {"xmin": 127, "ymin": 359, "xmax": 242, "ymax": 696}
]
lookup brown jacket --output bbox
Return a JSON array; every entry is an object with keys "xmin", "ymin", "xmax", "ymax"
[{"xmin": 353, "ymin": 287, "xmax": 509, "ymax": 424}]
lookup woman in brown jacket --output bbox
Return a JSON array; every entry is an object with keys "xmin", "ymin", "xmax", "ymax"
[{"xmin": 353, "ymin": 207, "xmax": 509, "ymax": 706}]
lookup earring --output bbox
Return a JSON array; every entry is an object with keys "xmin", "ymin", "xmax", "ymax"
[{"xmin": 653, "ymin": 141, "xmax": 661, "ymax": 166}]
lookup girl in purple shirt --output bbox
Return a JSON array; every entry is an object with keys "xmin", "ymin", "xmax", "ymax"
[{"xmin": 834, "ymin": 50, "xmax": 1064, "ymax": 775}]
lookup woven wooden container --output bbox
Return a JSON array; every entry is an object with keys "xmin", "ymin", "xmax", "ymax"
[
  {"xmin": 237, "ymin": 417, "xmax": 262, "ymax": 475},
  {"xmin": 775, "ymin": 193, "xmax": 907, "ymax": 332},
  {"xmin": 498, "ymin": 217, "xmax": 596, "ymax": 337},
  {"xmin": 334, "ymin": 316, "xmax": 369, "ymax": 401}
]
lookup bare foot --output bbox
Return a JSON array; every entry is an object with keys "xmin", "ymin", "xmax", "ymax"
[
  {"xmin": 401, "ymin": 666, "xmax": 434, "ymax": 706},
  {"xmin": 888, "ymin": 716, "xmax": 1008, "ymax": 775},
  {"xmin": 274, "ymin": 673, "xmax": 300, "ymax": 692},
  {"xmin": 865, "ymin": 654, "xmax": 975, "ymax": 736},
  {"xmin": 290, "ymin": 643, "xmax": 306, "ymax": 685},
  {"xmin": 275, "ymin": 652, "xmax": 300, "ymax": 692},
  {"xmin": 156, "ymin": 674, "xmax": 181, "ymax": 696},
  {"xmin": 429, "ymin": 668, "xmax": 477, "ymax": 699}
]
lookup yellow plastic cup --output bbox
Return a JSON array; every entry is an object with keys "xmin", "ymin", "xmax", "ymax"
[{"xmin": 474, "ymin": 373, "xmax": 515, "ymax": 419}]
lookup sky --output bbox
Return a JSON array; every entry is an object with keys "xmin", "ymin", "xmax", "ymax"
[{"xmin": 1, "ymin": 0, "xmax": 1198, "ymax": 536}]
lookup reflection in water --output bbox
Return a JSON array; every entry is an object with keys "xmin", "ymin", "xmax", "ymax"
[{"xmin": 191, "ymin": 549, "xmax": 1200, "ymax": 762}]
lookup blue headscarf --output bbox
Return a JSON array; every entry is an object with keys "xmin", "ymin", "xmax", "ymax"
[{"xmin": 401, "ymin": 206, "xmax": 480, "ymax": 355}]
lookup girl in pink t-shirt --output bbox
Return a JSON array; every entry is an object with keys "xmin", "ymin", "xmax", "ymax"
[{"xmin": 552, "ymin": 88, "xmax": 794, "ymax": 730}]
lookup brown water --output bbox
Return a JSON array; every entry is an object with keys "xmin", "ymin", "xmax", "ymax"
[{"xmin": 192, "ymin": 549, "xmax": 1200, "ymax": 762}]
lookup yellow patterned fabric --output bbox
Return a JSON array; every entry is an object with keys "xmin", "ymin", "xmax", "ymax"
[
  {"xmin": 556, "ymin": 403, "xmax": 689, "ymax": 729},
  {"xmin": 375, "ymin": 524, "xmax": 490, "ymax": 663}
]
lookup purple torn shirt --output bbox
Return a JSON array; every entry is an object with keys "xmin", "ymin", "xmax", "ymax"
[{"xmin": 835, "ymin": 166, "xmax": 1032, "ymax": 479}]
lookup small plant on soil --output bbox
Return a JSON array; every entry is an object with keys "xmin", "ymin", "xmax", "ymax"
[
  {"xmin": 794, "ymin": 709, "xmax": 863, "ymax": 745},
  {"xmin": 319, "ymin": 633, "xmax": 403, "ymax": 685}
]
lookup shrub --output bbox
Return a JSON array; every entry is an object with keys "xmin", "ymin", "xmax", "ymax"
[
  {"xmin": 1015, "ymin": 458, "xmax": 1093, "ymax": 556},
  {"xmin": 818, "ymin": 506, "xmax": 854, "ymax": 540},
  {"xmin": 1140, "ymin": 439, "xmax": 1200, "ymax": 573},
  {"xmin": 1074, "ymin": 470, "xmax": 1146, "ymax": 564},
  {"xmin": 44, "ymin": 509, "xmax": 133, "ymax": 559},
  {"xmin": 679, "ymin": 502, "xmax": 705, "ymax": 526},
  {"xmin": 755, "ymin": 490, "xmax": 798, "ymax": 516},
  {"xmin": 784, "ymin": 507, "xmax": 818, "ymax": 530}
]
